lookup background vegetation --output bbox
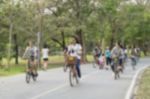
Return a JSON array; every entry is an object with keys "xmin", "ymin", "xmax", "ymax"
[{"xmin": 0, "ymin": 0, "xmax": 149, "ymax": 71}]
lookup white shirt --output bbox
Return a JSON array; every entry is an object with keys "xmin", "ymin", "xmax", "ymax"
[
  {"xmin": 74, "ymin": 44, "xmax": 82, "ymax": 59},
  {"xmin": 67, "ymin": 44, "xmax": 77, "ymax": 57},
  {"xmin": 42, "ymin": 48, "xmax": 49, "ymax": 59}
]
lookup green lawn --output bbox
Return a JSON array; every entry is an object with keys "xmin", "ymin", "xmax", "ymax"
[
  {"xmin": 0, "ymin": 63, "xmax": 63, "ymax": 76},
  {"xmin": 0, "ymin": 55, "xmax": 94, "ymax": 77},
  {"xmin": 135, "ymin": 67, "xmax": 150, "ymax": 99},
  {"xmin": 0, "ymin": 64, "xmax": 26, "ymax": 76},
  {"xmin": 0, "ymin": 55, "xmax": 65, "ymax": 76}
]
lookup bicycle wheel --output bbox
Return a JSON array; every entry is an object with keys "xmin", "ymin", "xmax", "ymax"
[
  {"xmin": 32, "ymin": 73, "xmax": 37, "ymax": 82},
  {"xmin": 26, "ymin": 72, "xmax": 31, "ymax": 83},
  {"xmin": 114, "ymin": 71, "xmax": 120, "ymax": 80},
  {"xmin": 114, "ymin": 61, "xmax": 120, "ymax": 80},
  {"xmin": 69, "ymin": 68, "xmax": 78, "ymax": 87}
]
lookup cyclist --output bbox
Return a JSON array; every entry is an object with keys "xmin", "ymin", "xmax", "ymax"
[
  {"xmin": 66, "ymin": 38, "xmax": 82, "ymax": 78},
  {"xmin": 23, "ymin": 41, "xmax": 38, "ymax": 77},
  {"xmin": 111, "ymin": 42, "xmax": 122, "ymax": 72},
  {"xmin": 130, "ymin": 46, "xmax": 137, "ymax": 68},
  {"xmin": 93, "ymin": 46, "xmax": 101, "ymax": 66},
  {"xmin": 65, "ymin": 40, "xmax": 77, "ymax": 71},
  {"xmin": 135, "ymin": 47, "xmax": 141, "ymax": 63}
]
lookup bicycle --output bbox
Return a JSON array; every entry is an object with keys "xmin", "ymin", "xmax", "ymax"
[
  {"xmin": 66, "ymin": 55, "xmax": 79, "ymax": 87},
  {"xmin": 26, "ymin": 58, "xmax": 38, "ymax": 84},
  {"xmin": 111, "ymin": 58, "xmax": 121, "ymax": 80}
]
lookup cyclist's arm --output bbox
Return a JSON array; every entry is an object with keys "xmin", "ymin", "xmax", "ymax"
[{"xmin": 22, "ymin": 47, "xmax": 29, "ymax": 59}]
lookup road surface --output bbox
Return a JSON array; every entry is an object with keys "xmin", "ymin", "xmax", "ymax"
[{"xmin": 0, "ymin": 58, "xmax": 150, "ymax": 99}]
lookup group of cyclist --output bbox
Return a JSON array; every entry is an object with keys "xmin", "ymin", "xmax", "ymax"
[
  {"xmin": 22, "ymin": 38, "xmax": 141, "ymax": 83},
  {"xmin": 93, "ymin": 42, "xmax": 141, "ymax": 78}
]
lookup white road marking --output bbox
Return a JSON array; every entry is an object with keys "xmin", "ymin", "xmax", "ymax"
[
  {"xmin": 125, "ymin": 65, "xmax": 149, "ymax": 99},
  {"xmin": 30, "ymin": 70, "xmax": 99, "ymax": 99}
]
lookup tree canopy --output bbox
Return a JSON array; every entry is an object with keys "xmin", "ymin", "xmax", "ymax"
[{"xmin": 0, "ymin": 0, "xmax": 149, "ymax": 65}]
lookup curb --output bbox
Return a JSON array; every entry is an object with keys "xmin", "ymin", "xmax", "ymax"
[
  {"xmin": 125, "ymin": 66, "xmax": 150, "ymax": 99},
  {"xmin": 132, "ymin": 67, "xmax": 147, "ymax": 99}
]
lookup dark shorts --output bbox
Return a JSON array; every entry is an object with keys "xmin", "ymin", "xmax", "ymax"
[
  {"xmin": 27, "ymin": 56, "xmax": 35, "ymax": 68},
  {"xmin": 43, "ymin": 58, "xmax": 48, "ymax": 61},
  {"xmin": 119, "ymin": 58, "xmax": 123, "ymax": 66},
  {"xmin": 30, "ymin": 56, "xmax": 35, "ymax": 62},
  {"xmin": 106, "ymin": 57, "xmax": 111, "ymax": 65}
]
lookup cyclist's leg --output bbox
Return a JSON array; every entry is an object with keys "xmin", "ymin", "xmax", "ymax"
[
  {"xmin": 30, "ymin": 56, "xmax": 37, "ymax": 76},
  {"xmin": 63, "ymin": 57, "xmax": 68, "ymax": 72},
  {"xmin": 43, "ymin": 58, "xmax": 48, "ymax": 70},
  {"xmin": 118, "ymin": 58, "xmax": 123, "ymax": 70},
  {"xmin": 27, "ymin": 59, "xmax": 32, "ymax": 73},
  {"xmin": 34, "ymin": 59, "xmax": 38, "ymax": 76},
  {"xmin": 76, "ymin": 59, "xmax": 81, "ymax": 78},
  {"xmin": 106, "ymin": 57, "xmax": 109, "ymax": 66}
]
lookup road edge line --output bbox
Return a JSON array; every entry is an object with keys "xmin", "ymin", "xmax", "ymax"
[
  {"xmin": 30, "ymin": 70, "xmax": 99, "ymax": 99},
  {"xmin": 125, "ymin": 65, "xmax": 149, "ymax": 99}
]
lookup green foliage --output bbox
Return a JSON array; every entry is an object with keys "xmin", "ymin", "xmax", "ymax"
[{"xmin": 0, "ymin": 0, "xmax": 150, "ymax": 61}]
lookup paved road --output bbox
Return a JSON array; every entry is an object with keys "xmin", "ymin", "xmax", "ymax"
[{"xmin": 0, "ymin": 58, "xmax": 150, "ymax": 99}]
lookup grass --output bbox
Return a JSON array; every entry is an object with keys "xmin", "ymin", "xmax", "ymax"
[
  {"xmin": 135, "ymin": 67, "xmax": 150, "ymax": 99},
  {"xmin": 0, "ymin": 63, "xmax": 63, "ymax": 76},
  {"xmin": 0, "ymin": 55, "xmax": 94, "ymax": 77},
  {"xmin": 0, "ymin": 64, "xmax": 26, "ymax": 76},
  {"xmin": 0, "ymin": 55, "xmax": 65, "ymax": 77}
]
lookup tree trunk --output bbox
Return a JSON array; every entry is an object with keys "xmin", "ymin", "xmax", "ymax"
[
  {"xmin": 13, "ymin": 34, "xmax": 19, "ymax": 64},
  {"xmin": 61, "ymin": 31, "xmax": 66, "ymax": 50},
  {"xmin": 110, "ymin": 36, "xmax": 114, "ymax": 50},
  {"xmin": 51, "ymin": 31, "xmax": 66, "ymax": 50}
]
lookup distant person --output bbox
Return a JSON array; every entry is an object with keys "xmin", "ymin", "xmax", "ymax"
[
  {"xmin": 93, "ymin": 46, "xmax": 101, "ymax": 65},
  {"xmin": 42, "ymin": 44, "xmax": 49, "ymax": 70},
  {"xmin": 105, "ymin": 47, "xmax": 111, "ymax": 66},
  {"xmin": 130, "ymin": 46, "xmax": 138, "ymax": 69},
  {"xmin": 99, "ymin": 53, "xmax": 105, "ymax": 69}
]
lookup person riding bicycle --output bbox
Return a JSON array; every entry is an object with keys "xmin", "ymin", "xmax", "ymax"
[
  {"xmin": 130, "ymin": 46, "xmax": 137, "ymax": 66},
  {"xmin": 66, "ymin": 38, "xmax": 82, "ymax": 78},
  {"xmin": 66, "ymin": 40, "xmax": 77, "ymax": 68},
  {"xmin": 111, "ymin": 42, "xmax": 122, "ymax": 72},
  {"xmin": 23, "ymin": 41, "xmax": 38, "ymax": 77},
  {"xmin": 93, "ymin": 46, "xmax": 101, "ymax": 65},
  {"xmin": 135, "ymin": 47, "xmax": 141, "ymax": 62}
]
